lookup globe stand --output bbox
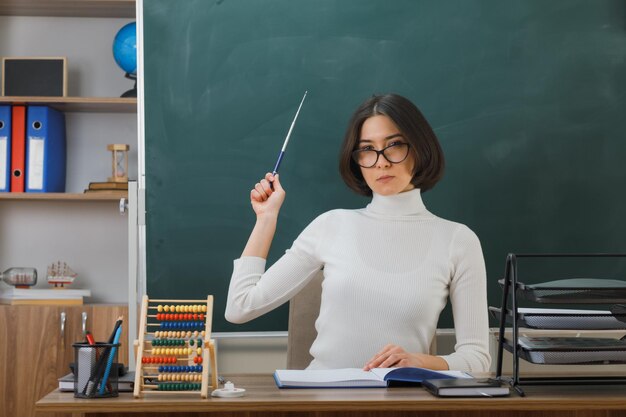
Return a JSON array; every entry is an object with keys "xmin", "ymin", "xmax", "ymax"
[{"xmin": 121, "ymin": 72, "xmax": 137, "ymax": 98}]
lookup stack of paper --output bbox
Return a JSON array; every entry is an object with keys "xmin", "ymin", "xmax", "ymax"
[{"xmin": 0, "ymin": 282, "xmax": 90, "ymax": 305}]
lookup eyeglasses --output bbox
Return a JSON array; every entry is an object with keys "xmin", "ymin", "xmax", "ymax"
[{"xmin": 351, "ymin": 142, "xmax": 410, "ymax": 168}]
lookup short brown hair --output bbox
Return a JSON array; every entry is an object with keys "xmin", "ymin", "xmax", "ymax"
[{"xmin": 339, "ymin": 94, "xmax": 445, "ymax": 196}]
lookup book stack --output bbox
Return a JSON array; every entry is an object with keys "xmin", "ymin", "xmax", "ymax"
[
  {"xmin": 0, "ymin": 281, "xmax": 90, "ymax": 305},
  {"xmin": 84, "ymin": 181, "xmax": 128, "ymax": 198}
]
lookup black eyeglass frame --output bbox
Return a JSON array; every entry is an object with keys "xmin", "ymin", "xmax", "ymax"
[{"xmin": 351, "ymin": 142, "xmax": 410, "ymax": 168}]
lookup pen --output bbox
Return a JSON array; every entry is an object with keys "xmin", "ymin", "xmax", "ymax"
[
  {"xmin": 98, "ymin": 325, "xmax": 123, "ymax": 395},
  {"xmin": 84, "ymin": 316, "xmax": 123, "ymax": 396},
  {"xmin": 270, "ymin": 91, "xmax": 308, "ymax": 185}
]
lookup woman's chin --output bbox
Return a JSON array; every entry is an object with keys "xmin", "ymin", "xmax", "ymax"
[{"xmin": 371, "ymin": 182, "xmax": 414, "ymax": 196}]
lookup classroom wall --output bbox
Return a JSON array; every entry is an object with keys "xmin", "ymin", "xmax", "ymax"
[{"xmin": 0, "ymin": 16, "xmax": 137, "ymax": 303}]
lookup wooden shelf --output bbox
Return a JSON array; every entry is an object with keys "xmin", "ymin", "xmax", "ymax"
[
  {"xmin": 0, "ymin": 192, "xmax": 127, "ymax": 201},
  {"xmin": 0, "ymin": 0, "xmax": 135, "ymax": 18},
  {"xmin": 0, "ymin": 96, "xmax": 136, "ymax": 113}
]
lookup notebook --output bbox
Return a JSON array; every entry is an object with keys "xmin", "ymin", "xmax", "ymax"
[
  {"xmin": 58, "ymin": 371, "xmax": 135, "ymax": 392},
  {"xmin": 422, "ymin": 378, "xmax": 510, "ymax": 397},
  {"xmin": 273, "ymin": 367, "xmax": 470, "ymax": 388}
]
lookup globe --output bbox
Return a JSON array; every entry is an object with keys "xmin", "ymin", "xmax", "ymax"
[{"xmin": 113, "ymin": 22, "xmax": 137, "ymax": 75}]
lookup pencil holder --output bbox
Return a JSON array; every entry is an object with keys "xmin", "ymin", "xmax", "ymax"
[{"xmin": 73, "ymin": 342, "xmax": 121, "ymax": 398}]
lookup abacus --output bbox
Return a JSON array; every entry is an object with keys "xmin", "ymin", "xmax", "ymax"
[{"xmin": 133, "ymin": 295, "xmax": 218, "ymax": 398}]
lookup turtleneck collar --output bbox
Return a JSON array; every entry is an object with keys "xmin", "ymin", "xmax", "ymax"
[{"xmin": 365, "ymin": 188, "xmax": 429, "ymax": 217}]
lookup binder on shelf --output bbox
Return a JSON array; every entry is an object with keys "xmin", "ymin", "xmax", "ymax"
[
  {"xmin": 25, "ymin": 105, "xmax": 66, "ymax": 192},
  {"xmin": 10, "ymin": 105, "xmax": 26, "ymax": 192},
  {"xmin": 0, "ymin": 105, "xmax": 10, "ymax": 192}
]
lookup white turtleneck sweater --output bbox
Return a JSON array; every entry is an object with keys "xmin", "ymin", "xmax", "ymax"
[{"xmin": 225, "ymin": 189, "xmax": 491, "ymax": 372}]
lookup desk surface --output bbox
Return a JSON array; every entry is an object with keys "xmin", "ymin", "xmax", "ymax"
[{"xmin": 35, "ymin": 374, "xmax": 626, "ymax": 415}]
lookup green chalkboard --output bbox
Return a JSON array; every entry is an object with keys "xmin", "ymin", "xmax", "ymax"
[{"xmin": 144, "ymin": 0, "xmax": 626, "ymax": 332}]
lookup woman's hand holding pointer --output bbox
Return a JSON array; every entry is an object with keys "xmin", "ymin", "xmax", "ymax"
[
  {"xmin": 250, "ymin": 173, "xmax": 285, "ymax": 218},
  {"xmin": 242, "ymin": 173, "xmax": 285, "ymax": 259}
]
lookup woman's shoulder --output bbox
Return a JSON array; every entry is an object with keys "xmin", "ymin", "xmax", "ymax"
[
  {"xmin": 297, "ymin": 208, "xmax": 362, "ymax": 238},
  {"xmin": 430, "ymin": 215, "xmax": 481, "ymax": 241},
  {"xmin": 303, "ymin": 208, "xmax": 365, "ymax": 228},
  {"xmin": 309, "ymin": 207, "xmax": 364, "ymax": 223}
]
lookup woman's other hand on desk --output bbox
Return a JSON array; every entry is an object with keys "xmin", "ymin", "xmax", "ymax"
[
  {"xmin": 362, "ymin": 344, "xmax": 449, "ymax": 371},
  {"xmin": 250, "ymin": 173, "xmax": 285, "ymax": 218}
]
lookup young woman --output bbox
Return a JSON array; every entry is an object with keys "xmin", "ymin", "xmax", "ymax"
[{"xmin": 225, "ymin": 94, "xmax": 490, "ymax": 372}]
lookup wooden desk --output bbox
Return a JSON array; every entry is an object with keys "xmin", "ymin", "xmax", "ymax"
[{"xmin": 36, "ymin": 374, "xmax": 626, "ymax": 417}]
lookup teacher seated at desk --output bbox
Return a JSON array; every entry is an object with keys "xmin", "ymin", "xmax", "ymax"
[{"xmin": 225, "ymin": 93, "xmax": 490, "ymax": 373}]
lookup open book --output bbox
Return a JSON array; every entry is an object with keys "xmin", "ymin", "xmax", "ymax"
[{"xmin": 273, "ymin": 367, "xmax": 470, "ymax": 388}]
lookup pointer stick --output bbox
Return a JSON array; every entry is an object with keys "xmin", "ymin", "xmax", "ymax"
[{"xmin": 271, "ymin": 91, "xmax": 308, "ymax": 179}]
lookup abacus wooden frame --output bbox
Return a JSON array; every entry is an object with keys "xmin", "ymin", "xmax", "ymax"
[{"xmin": 133, "ymin": 295, "xmax": 219, "ymax": 398}]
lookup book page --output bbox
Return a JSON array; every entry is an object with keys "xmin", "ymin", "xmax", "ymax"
[{"xmin": 275, "ymin": 368, "xmax": 383, "ymax": 383}]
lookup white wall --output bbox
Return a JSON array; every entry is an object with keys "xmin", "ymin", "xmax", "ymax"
[{"xmin": 0, "ymin": 16, "xmax": 137, "ymax": 303}]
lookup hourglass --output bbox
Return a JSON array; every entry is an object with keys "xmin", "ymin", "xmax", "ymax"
[{"xmin": 107, "ymin": 144, "xmax": 130, "ymax": 182}]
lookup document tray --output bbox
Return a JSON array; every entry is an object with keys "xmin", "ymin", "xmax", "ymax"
[
  {"xmin": 488, "ymin": 306, "xmax": 626, "ymax": 330},
  {"xmin": 503, "ymin": 336, "xmax": 626, "ymax": 365},
  {"xmin": 498, "ymin": 278, "xmax": 626, "ymax": 304}
]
